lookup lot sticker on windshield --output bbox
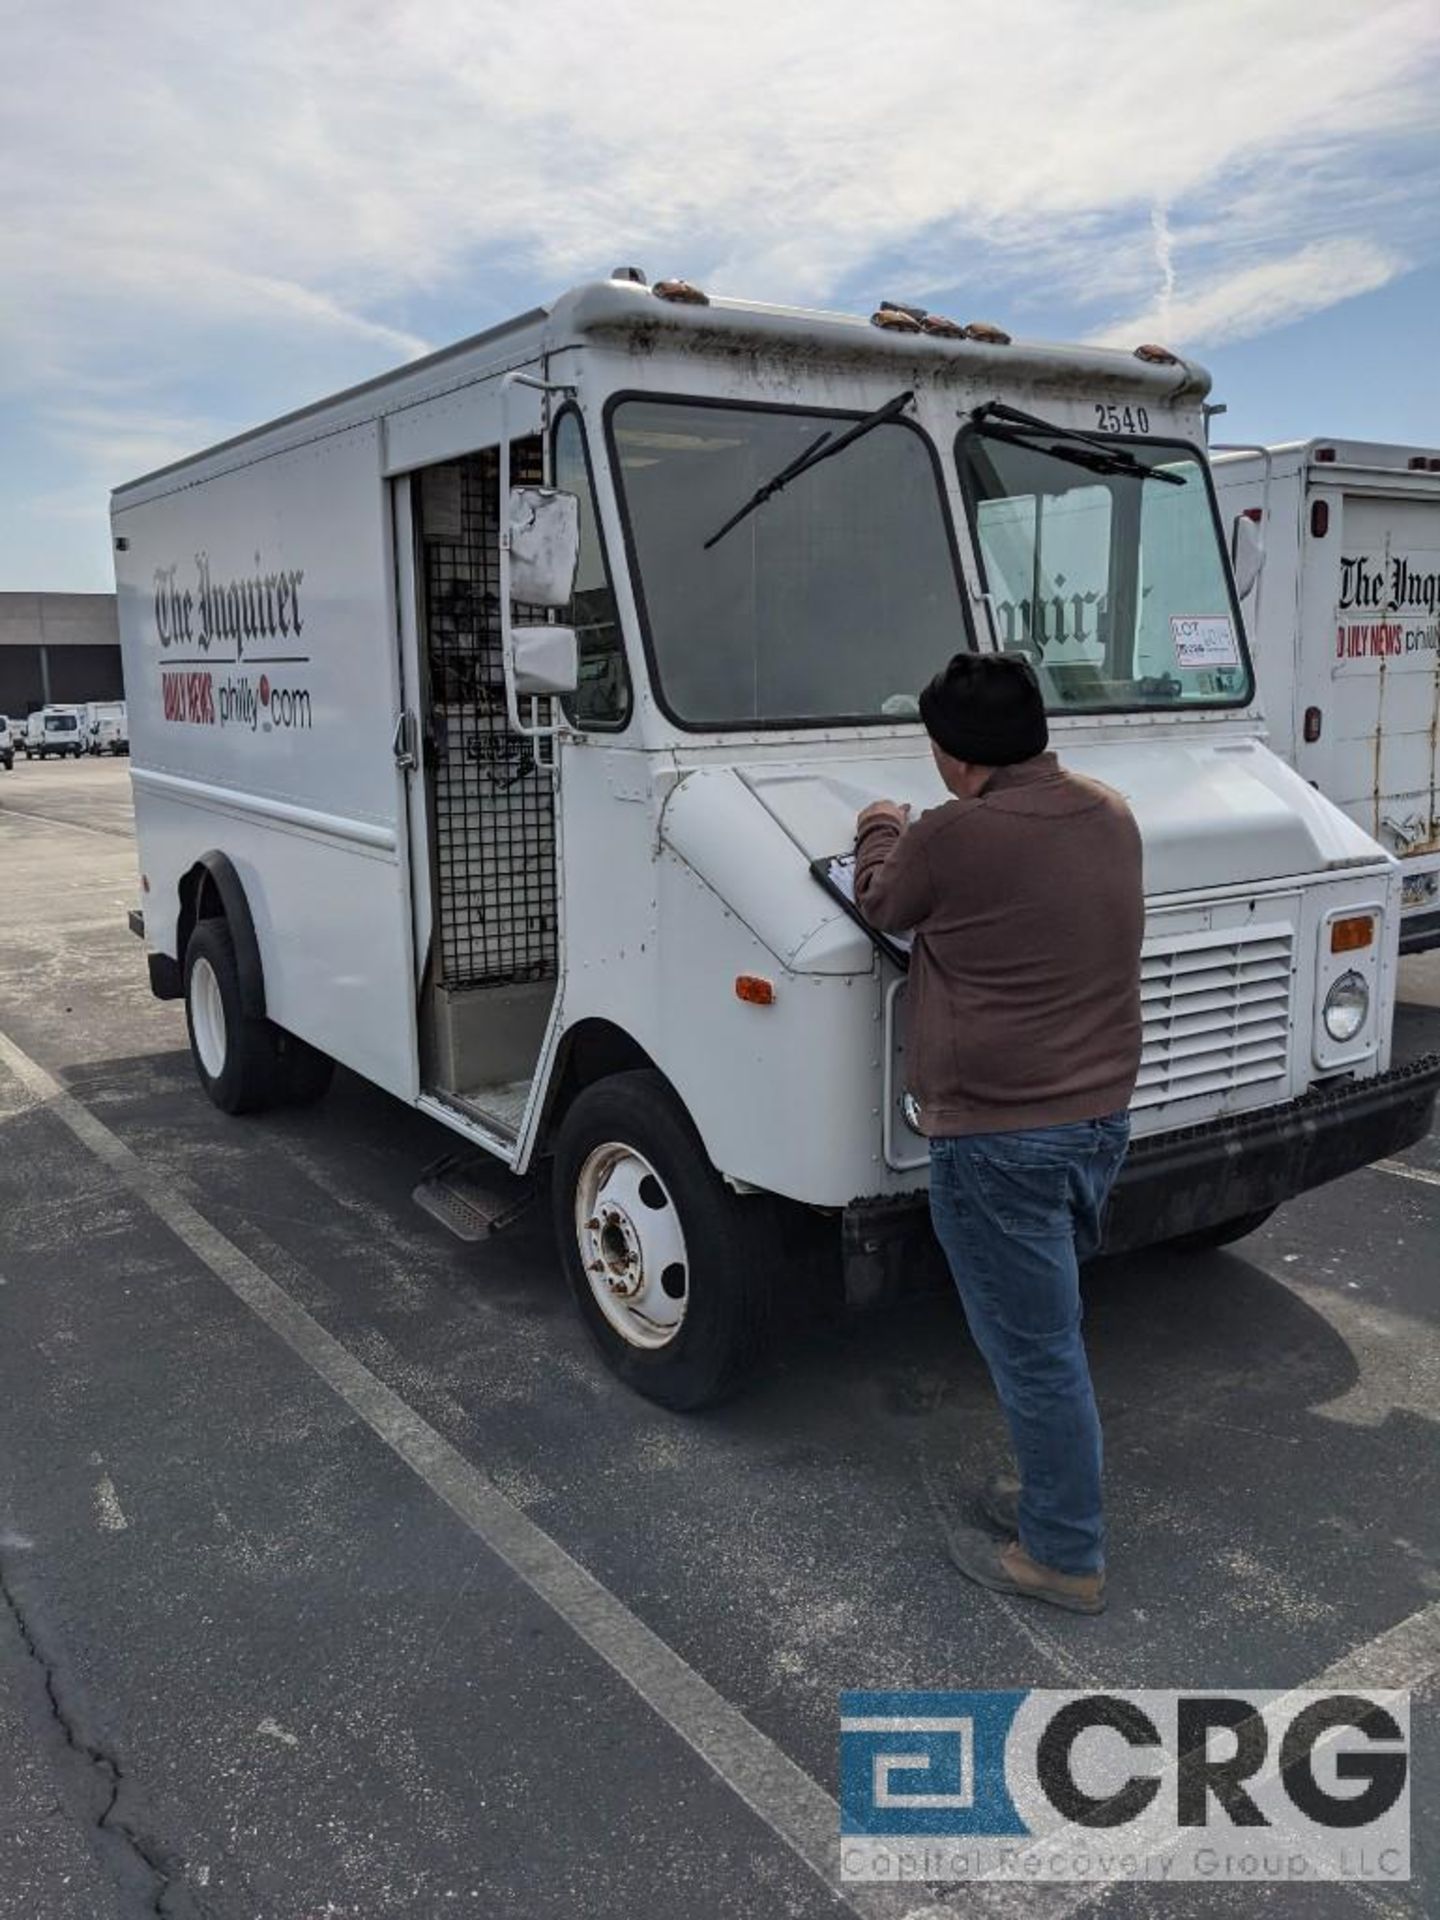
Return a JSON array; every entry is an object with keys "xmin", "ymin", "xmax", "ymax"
[{"xmin": 1171, "ymin": 615, "xmax": 1239, "ymax": 669}]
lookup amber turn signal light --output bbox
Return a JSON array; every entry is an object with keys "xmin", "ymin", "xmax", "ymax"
[
  {"xmin": 734, "ymin": 975, "xmax": 776, "ymax": 1006},
  {"xmin": 1330, "ymin": 916, "xmax": 1375, "ymax": 954}
]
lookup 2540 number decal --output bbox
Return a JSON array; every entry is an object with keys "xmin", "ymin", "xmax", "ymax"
[{"xmin": 1093, "ymin": 402, "xmax": 1149, "ymax": 433}]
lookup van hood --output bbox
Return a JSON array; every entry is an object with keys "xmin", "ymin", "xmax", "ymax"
[
  {"xmin": 731, "ymin": 735, "xmax": 1387, "ymax": 895},
  {"xmin": 657, "ymin": 733, "xmax": 1389, "ymax": 978}
]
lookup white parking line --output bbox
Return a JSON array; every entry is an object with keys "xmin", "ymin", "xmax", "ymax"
[
  {"xmin": 1373, "ymin": 1157, "xmax": 1440, "ymax": 1191},
  {"xmin": 3, "ymin": 1020, "xmax": 1437, "ymax": 1920}
]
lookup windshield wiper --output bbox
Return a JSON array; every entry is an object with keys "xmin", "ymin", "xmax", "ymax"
[
  {"xmin": 703, "ymin": 389, "xmax": 915, "ymax": 550},
  {"xmin": 969, "ymin": 399, "xmax": 1186, "ymax": 486}
]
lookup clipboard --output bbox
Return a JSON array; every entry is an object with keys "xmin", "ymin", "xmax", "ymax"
[{"xmin": 809, "ymin": 852, "xmax": 912, "ymax": 971}]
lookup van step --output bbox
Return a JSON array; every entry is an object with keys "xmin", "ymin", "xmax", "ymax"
[{"xmin": 412, "ymin": 1154, "xmax": 534, "ymax": 1242}]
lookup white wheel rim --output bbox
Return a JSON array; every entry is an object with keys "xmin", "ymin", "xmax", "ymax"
[
  {"xmin": 574, "ymin": 1142, "xmax": 690, "ymax": 1349},
  {"xmin": 190, "ymin": 956, "xmax": 228, "ymax": 1079}
]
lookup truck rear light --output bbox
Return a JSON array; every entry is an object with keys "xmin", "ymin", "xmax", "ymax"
[
  {"xmin": 1311, "ymin": 500, "xmax": 1329, "ymax": 538},
  {"xmin": 1428, "ymin": 458, "xmax": 1440, "ymax": 472},
  {"xmin": 1408, "ymin": 455, "xmax": 1429, "ymax": 470},
  {"xmin": 1303, "ymin": 706, "xmax": 1323, "ymax": 743},
  {"xmin": 1330, "ymin": 915, "xmax": 1375, "ymax": 954},
  {"xmin": 735, "ymin": 974, "xmax": 776, "ymax": 1006},
  {"xmin": 1315, "ymin": 446, "xmax": 1336, "ymax": 462}
]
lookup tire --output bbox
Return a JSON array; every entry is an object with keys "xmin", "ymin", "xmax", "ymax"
[
  {"xmin": 1167, "ymin": 1206, "xmax": 1277, "ymax": 1253},
  {"xmin": 184, "ymin": 919, "xmax": 283, "ymax": 1114},
  {"xmin": 551, "ymin": 1069, "xmax": 777, "ymax": 1410},
  {"xmin": 184, "ymin": 918, "xmax": 336, "ymax": 1114}
]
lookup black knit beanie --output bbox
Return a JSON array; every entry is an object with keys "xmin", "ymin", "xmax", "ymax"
[{"xmin": 917, "ymin": 652, "xmax": 1049, "ymax": 766}]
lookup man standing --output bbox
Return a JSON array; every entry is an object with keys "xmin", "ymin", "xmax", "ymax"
[{"xmin": 854, "ymin": 653, "xmax": 1144, "ymax": 1615}]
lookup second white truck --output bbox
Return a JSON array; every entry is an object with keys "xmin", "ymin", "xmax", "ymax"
[{"xmin": 1213, "ymin": 439, "xmax": 1440, "ymax": 952}]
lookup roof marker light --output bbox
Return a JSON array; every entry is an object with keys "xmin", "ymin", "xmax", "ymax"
[
  {"xmin": 920, "ymin": 313, "xmax": 966, "ymax": 338},
  {"xmin": 872, "ymin": 304, "xmax": 923, "ymax": 332},
  {"xmin": 1134, "ymin": 342, "xmax": 1179, "ymax": 365},
  {"xmin": 653, "ymin": 278, "xmax": 709, "ymax": 305},
  {"xmin": 610, "ymin": 265, "xmax": 648, "ymax": 285},
  {"xmin": 1314, "ymin": 446, "xmax": 1336, "ymax": 462},
  {"xmin": 962, "ymin": 321, "xmax": 1012, "ymax": 344}
]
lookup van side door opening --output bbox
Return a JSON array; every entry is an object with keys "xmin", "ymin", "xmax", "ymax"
[{"xmin": 410, "ymin": 436, "xmax": 559, "ymax": 1138}]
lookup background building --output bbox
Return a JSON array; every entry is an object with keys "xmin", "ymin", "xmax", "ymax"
[{"xmin": 0, "ymin": 593, "xmax": 124, "ymax": 717}]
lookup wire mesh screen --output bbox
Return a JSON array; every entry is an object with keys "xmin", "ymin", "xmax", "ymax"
[{"xmin": 420, "ymin": 442, "xmax": 558, "ymax": 989}]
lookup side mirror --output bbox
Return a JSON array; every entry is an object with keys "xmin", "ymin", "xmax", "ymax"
[
  {"xmin": 508, "ymin": 486, "xmax": 580, "ymax": 608},
  {"xmin": 1232, "ymin": 512, "xmax": 1265, "ymax": 602},
  {"xmin": 512, "ymin": 624, "xmax": 579, "ymax": 698}
]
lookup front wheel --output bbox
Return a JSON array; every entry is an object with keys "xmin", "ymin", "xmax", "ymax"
[{"xmin": 551, "ymin": 1070, "xmax": 777, "ymax": 1410}]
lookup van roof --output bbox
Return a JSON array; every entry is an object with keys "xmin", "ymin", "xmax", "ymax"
[
  {"xmin": 1215, "ymin": 437, "xmax": 1440, "ymax": 474},
  {"xmin": 113, "ymin": 278, "xmax": 1211, "ymax": 501}
]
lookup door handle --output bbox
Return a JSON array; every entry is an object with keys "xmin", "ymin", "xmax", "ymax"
[{"xmin": 392, "ymin": 710, "xmax": 418, "ymax": 771}]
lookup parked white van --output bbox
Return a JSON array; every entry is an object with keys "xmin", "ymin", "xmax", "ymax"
[
  {"xmin": 83, "ymin": 700, "xmax": 130, "ymax": 756},
  {"xmin": 23, "ymin": 706, "xmax": 86, "ymax": 760},
  {"xmin": 112, "ymin": 277, "xmax": 1440, "ymax": 1406},
  {"xmin": 1212, "ymin": 440, "xmax": 1440, "ymax": 953}
]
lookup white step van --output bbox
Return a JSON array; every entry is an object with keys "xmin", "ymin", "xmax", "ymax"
[
  {"xmin": 24, "ymin": 706, "xmax": 86, "ymax": 760},
  {"xmin": 84, "ymin": 701, "xmax": 130, "ymax": 755},
  {"xmin": 112, "ymin": 279, "xmax": 1440, "ymax": 1406},
  {"xmin": 1213, "ymin": 439, "xmax": 1440, "ymax": 953}
]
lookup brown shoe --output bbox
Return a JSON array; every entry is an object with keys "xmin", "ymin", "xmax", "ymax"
[
  {"xmin": 943, "ymin": 1520, "xmax": 1106, "ymax": 1616},
  {"xmin": 977, "ymin": 1472, "xmax": 1020, "ymax": 1537}
]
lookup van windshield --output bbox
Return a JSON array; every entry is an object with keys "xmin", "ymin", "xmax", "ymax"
[
  {"xmin": 609, "ymin": 398, "xmax": 968, "ymax": 728},
  {"xmin": 956, "ymin": 428, "xmax": 1253, "ymax": 711}
]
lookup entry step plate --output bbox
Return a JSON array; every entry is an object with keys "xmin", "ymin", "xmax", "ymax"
[{"xmin": 412, "ymin": 1154, "xmax": 534, "ymax": 1242}]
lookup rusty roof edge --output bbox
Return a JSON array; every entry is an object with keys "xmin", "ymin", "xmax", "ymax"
[{"xmin": 549, "ymin": 280, "xmax": 1212, "ymax": 402}]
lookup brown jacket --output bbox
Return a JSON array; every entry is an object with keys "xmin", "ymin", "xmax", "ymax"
[{"xmin": 854, "ymin": 752, "xmax": 1144, "ymax": 1136}]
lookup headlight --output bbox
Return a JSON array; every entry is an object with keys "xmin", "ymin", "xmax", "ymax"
[{"xmin": 1322, "ymin": 970, "xmax": 1370, "ymax": 1042}]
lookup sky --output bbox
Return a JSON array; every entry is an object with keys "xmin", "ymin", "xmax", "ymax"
[{"xmin": 3, "ymin": 0, "xmax": 1438, "ymax": 592}]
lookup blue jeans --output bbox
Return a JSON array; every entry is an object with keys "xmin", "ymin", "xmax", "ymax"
[{"xmin": 928, "ymin": 1114, "xmax": 1130, "ymax": 1576}]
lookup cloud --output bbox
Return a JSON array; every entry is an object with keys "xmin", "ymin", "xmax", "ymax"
[
  {"xmin": 1089, "ymin": 236, "xmax": 1404, "ymax": 350},
  {"xmin": 1, "ymin": 0, "xmax": 1438, "ymax": 585}
]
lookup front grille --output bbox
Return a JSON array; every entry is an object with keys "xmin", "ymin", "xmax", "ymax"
[{"xmin": 1134, "ymin": 923, "xmax": 1293, "ymax": 1112}]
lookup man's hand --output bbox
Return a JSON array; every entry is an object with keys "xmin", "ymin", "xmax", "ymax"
[{"xmin": 857, "ymin": 799, "xmax": 910, "ymax": 836}]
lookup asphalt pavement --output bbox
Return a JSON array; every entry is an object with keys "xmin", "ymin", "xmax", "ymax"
[{"xmin": 1, "ymin": 756, "xmax": 1437, "ymax": 1920}]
